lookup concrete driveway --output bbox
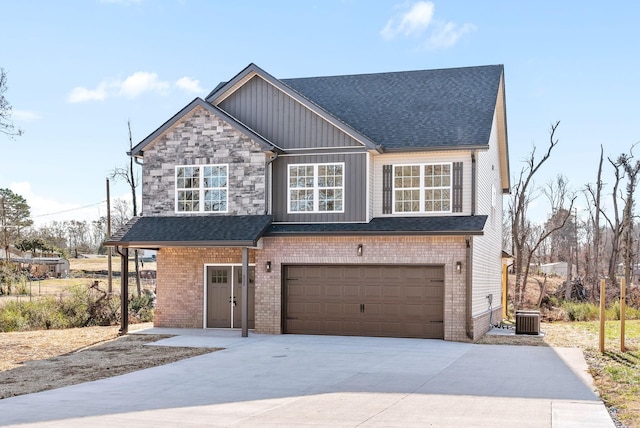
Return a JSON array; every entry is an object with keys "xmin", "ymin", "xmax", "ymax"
[{"xmin": 0, "ymin": 329, "xmax": 614, "ymax": 427}]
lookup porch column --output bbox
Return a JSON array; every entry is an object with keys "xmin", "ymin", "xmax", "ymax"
[
  {"xmin": 241, "ymin": 247, "xmax": 249, "ymax": 337},
  {"xmin": 116, "ymin": 246, "xmax": 129, "ymax": 335}
]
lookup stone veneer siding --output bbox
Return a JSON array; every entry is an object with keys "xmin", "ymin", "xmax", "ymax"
[{"xmin": 141, "ymin": 105, "xmax": 266, "ymax": 216}]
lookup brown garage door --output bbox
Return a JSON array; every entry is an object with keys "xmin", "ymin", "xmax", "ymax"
[{"xmin": 284, "ymin": 265, "xmax": 444, "ymax": 339}]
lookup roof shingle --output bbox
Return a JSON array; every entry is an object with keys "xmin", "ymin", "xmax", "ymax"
[{"xmin": 282, "ymin": 65, "xmax": 503, "ymax": 150}]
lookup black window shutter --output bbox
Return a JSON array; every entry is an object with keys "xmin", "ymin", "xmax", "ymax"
[
  {"xmin": 383, "ymin": 165, "xmax": 392, "ymax": 214},
  {"xmin": 452, "ymin": 162, "xmax": 463, "ymax": 212}
]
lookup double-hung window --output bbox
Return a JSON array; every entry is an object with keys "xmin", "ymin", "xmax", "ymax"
[
  {"xmin": 175, "ymin": 164, "xmax": 228, "ymax": 212},
  {"xmin": 393, "ymin": 163, "xmax": 451, "ymax": 213},
  {"xmin": 288, "ymin": 163, "xmax": 344, "ymax": 213}
]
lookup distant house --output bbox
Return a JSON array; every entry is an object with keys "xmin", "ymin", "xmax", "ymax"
[
  {"xmin": 0, "ymin": 247, "xmax": 69, "ymax": 278},
  {"xmin": 107, "ymin": 63, "xmax": 510, "ymax": 341},
  {"xmin": 537, "ymin": 262, "xmax": 575, "ymax": 278}
]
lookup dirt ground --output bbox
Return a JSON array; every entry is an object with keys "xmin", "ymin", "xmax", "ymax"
[{"xmin": 0, "ymin": 323, "xmax": 218, "ymax": 399}]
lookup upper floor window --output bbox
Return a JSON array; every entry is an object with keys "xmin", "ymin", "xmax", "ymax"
[
  {"xmin": 393, "ymin": 163, "xmax": 451, "ymax": 213},
  {"xmin": 175, "ymin": 164, "xmax": 228, "ymax": 212},
  {"xmin": 288, "ymin": 163, "xmax": 344, "ymax": 213}
]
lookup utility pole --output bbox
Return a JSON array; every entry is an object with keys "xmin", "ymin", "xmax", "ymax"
[
  {"xmin": 106, "ymin": 178, "xmax": 112, "ymax": 294},
  {"xmin": 575, "ymin": 207, "xmax": 579, "ymax": 279}
]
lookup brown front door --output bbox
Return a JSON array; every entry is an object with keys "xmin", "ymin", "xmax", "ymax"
[
  {"xmin": 207, "ymin": 266, "xmax": 255, "ymax": 329},
  {"xmin": 284, "ymin": 265, "xmax": 445, "ymax": 339}
]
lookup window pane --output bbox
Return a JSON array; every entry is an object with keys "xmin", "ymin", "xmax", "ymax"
[
  {"xmin": 177, "ymin": 166, "xmax": 199, "ymax": 189},
  {"xmin": 290, "ymin": 189, "xmax": 313, "ymax": 211},
  {"xmin": 204, "ymin": 189, "xmax": 227, "ymax": 212},
  {"xmin": 203, "ymin": 165, "xmax": 227, "ymax": 188},
  {"xmin": 319, "ymin": 189, "xmax": 342, "ymax": 212}
]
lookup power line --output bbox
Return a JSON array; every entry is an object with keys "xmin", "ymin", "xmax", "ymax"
[{"xmin": 32, "ymin": 201, "xmax": 106, "ymax": 218}]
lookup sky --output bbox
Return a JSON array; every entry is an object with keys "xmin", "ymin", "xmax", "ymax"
[{"xmin": 1, "ymin": 0, "xmax": 639, "ymax": 226}]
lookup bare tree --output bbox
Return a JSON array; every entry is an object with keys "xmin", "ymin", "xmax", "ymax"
[
  {"xmin": 510, "ymin": 122, "xmax": 576, "ymax": 308},
  {"xmin": 544, "ymin": 175, "xmax": 571, "ymax": 262},
  {"xmin": 584, "ymin": 145, "xmax": 604, "ymax": 298},
  {"xmin": 0, "ymin": 68, "xmax": 23, "ymax": 138},
  {"xmin": 111, "ymin": 120, "xmax": 141, "ymax": 295},
  {"xmin": 619, "ymin": 147, "xmax": 640, "ymax": 287}
]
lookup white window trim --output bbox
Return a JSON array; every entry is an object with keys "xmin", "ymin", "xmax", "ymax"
[
  {"xmin": 392, "ymin": 162, "xmax": 453, "ymax": 214},
  {"xmin": 287, "ymin": 162, "xmax": 345, "ymax": 214},
  {"xmin": 175, "ymin": 164, "xmax": 229, "ymax": 213}
]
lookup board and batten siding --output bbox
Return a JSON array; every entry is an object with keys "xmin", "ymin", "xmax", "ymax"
[
  {"xmin": 371, "ymin": 151, "xmax": 472, "ymax": 217},
  {"xmin": 219, "ymin": 76, "xmax": 362, "ymax": 150},
  {"xmin": 471, "ymin": 112, "xmax": 504, "ymax": 318},
  {"xmin": 272, "ymin": 153, "xmax": 367, "ymax": 222}
]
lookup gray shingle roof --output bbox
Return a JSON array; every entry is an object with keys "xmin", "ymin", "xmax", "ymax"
[
  {"xmin": 266, "ymin": 216, "xmax": 487, "ymax": 236},
  {"xmin": 105, "ymin": 215, "xmax": 486, "ymax": 248},
  {"xmin": 105, "ymin": 215, "xmax": 273, "ymax": 248},
  {"xmin": 282, "ymin": 65, "xmax": 503, "ymax": 150}
]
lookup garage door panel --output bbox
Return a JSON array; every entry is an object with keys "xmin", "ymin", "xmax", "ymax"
[
  {"xmin": 326, "ymin": 284, "xmax": 342, "ymax": 297},
  {"xmin": 343, "ymin": 284, "xmax": 361, "ymax": 297},
  {"xmin": 285, "ymin": 265, "xmax": 444, "ymax": 339}
]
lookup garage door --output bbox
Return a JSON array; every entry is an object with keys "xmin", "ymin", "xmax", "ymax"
[{"xmin": 284, "ymin": 265, "xmax": 444, "ymax": 339}]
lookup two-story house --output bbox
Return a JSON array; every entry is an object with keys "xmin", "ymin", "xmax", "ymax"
[{"xmin": 106, "ymin": 63, "xmax": 509, "ymax": 341}]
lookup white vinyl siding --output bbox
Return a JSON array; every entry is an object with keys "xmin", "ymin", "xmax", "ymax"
[
  {"xmin": 471, "ymin": 112, "xmax": 504, "ymax": 317},
  {"xmin": 372, "ymin": 152, "xmax": 469, "ymax": 217}
]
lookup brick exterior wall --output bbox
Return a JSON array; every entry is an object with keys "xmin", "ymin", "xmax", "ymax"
[
  {"xmin": 255, "ymin": 235, "xmax": 470, "ymax": 341},
  {"xmin": 154, "ymin": 236, "xmax": 472, "ymax": 341},
  {"xmin": 154, "ymin": 247, "xmax": 256, "ymax": 328},
  {"xmin": 141, "ymin": 105, "xmax": 266, "ymax": 216}
]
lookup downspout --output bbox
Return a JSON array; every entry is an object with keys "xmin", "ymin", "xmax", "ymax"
[
  {"xmin": 471, "ymin": 150, "xmax": 477, "ymax": 216},
  {"xmin": 466, "ymin": 150, "xmax": 477, "ymax": 339},
  {"xmin": 465, "ymin": 236, "xmax": 473, "ymax": 340},
  {"xmin": 265, "ymin": 151, "xmax": 278, "ymax": 215},
  {"xmin": 114, "ymin": 246, "xmax": 129, "ymax": 335}
]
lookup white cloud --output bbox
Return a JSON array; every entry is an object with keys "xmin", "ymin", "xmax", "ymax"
[
  {"xmin": 67, "ymin": 83, "xmax": 108, "ymax": 103},
  {"xmin": 67, "ymin": 71, "xmax": 199, "ymax": 103},
  {"xmin": 424, "ymin": 22, "xmax": 477, "ymax": 50},
  {"xmin": 176, "ymin": 76, "xmax": 204, "ymax": 94},
  {"xmin": 381, "ymin": 1, "xmax": 475, "ymax": 50},
  {"xmin": 381, "ymin": 1, "xmax": 434, "ymax": 39},
  {"xmin": 12, "ymin": 110, "xmax": 41, "ymax": 121},
  {"xmin": 118, "ymin": 71, "xmax": 170, "ymax": 98}
]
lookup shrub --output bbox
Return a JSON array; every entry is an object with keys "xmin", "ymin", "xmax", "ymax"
[
  {"xmin": 0, "ymin": 298, "xmax": 69, "ymax": 332},
  {"xmin": 0, "ymin": 281, "xmax": 148, "ymax": 332},
  {"xmin": 563, "ymin": 302, "xmax": 600, "ymax": 321},
  {"xmin": 129, "ymin": 290, "xmax": 155, "ymax": 323}
]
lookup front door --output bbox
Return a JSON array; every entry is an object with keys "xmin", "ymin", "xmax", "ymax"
[{"xmin": 206, "ymin": 266, "xmax": 255, "ymax": 328}]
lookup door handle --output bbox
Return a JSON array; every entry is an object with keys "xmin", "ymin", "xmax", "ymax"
[
  {"xmin": 230, "ymin": 297, "xmax": 237, "ymax": 307},
  {"xmin": 360, "ymin": 303, "xmax": 365, "ymax": 313}
]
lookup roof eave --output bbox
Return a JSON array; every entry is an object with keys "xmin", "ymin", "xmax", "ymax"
[
  {"xmin": 130, "ymin": 98, "xmax": 279, "ymax": 157},
  {"xmin": 105, "ymin": 239, "xmax": 261, "ymax": 249},
  {"xmin": 380, "ymin": 144, "xmax": 489, "ymax": 153},
  {"xmin": 265, "ymin": 230, "xmax": 484, "ymax": 237}
]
